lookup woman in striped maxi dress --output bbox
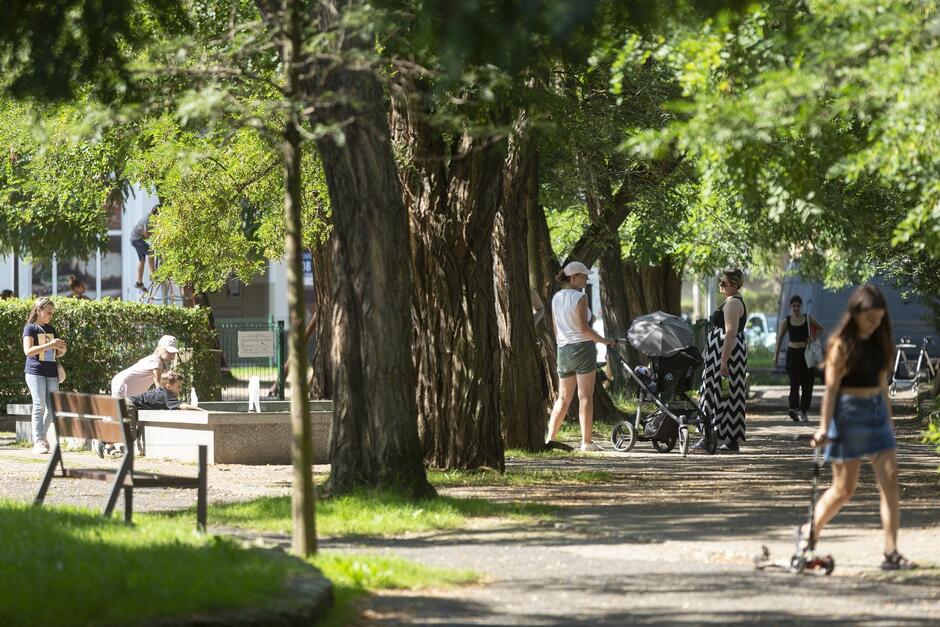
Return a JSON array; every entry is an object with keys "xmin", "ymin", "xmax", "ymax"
[{"xmin": 696, "ymin": 269, "xmax": 748, "ymax": 453}]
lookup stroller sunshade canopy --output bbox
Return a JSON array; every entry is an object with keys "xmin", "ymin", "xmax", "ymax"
[{"xmin": 628, "ymin": 311, "xmax": 694, "ymax": 357}]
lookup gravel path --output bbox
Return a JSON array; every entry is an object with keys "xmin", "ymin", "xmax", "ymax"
[{"xmin": 1, "ymin": 387, "xmax": 938, "ymax": 625}]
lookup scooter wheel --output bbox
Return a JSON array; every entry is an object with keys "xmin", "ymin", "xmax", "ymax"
[
  {"xmin": 611, "ymin": 421, "xmax": 637, "ymax": 452},
  {"xmin": 823, "ymin": 555, "xmax": 835, "ymax": 575},
  {"xmin": 789, "ymin": 554, "xmax": 807, "ymax": 574}
]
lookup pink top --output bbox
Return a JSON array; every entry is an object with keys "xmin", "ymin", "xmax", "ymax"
[{"xmin": 110, "ymin": 354, "xmax": 163, "ymax": 397}]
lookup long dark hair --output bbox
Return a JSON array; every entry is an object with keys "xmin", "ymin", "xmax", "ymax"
[
  {"xmin": 26, "ymin": 297, "xmax": 54, "ymax": 324},
  {"xmin": 826, "ymin": 284, "xmax": 893, "ymax": 374}
]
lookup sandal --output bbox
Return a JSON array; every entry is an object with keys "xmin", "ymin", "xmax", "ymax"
[{"xmin": 881, "ymin": 550, "xmax": 917, "ymax": 571}]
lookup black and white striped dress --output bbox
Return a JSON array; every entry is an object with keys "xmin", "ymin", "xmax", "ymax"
[{"xmin": 700, "ymin": 296, "xmax": 747, "ymax": 444}]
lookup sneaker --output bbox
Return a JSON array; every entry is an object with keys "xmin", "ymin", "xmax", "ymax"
[
  {"xmin": 799, "ymin": 411, "xmax": 809, "ymax": 423},
  {"xmin": 788, "ymin": 409, "xmax": 800, "ymax": 423},
  {"xmin": 881, "ymin": 551, "xmax": 916, "ymax": 571},
  {"xmin": 690, "ymin": 437, "xmax": 707, "ymax": 450},
  {"xmin": 719, "ymin": 440, "xmax": 740, "ymax": 453},
  {"xmin": 93, "ymin": 439, "xmax": 105, "ymax": 458},
  {"xmin": 135, "ymin": 281, "xmax": 146, "ymax": 292},
  {"xmin": 33, "ymin": 441, "xmax": 50, "ymax": 454},
  {"xmin": 580, "ymin": 441, "xmax": 603, "ymax": 452}
]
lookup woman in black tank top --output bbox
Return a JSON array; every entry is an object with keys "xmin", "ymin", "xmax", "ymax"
[
  {"xmin": 773, "ymin": 295, "xmax": 824, "ymax": 422},
  {"xmin": 804, "ymin": 284, "xmax": 914, "ymax": 570}
]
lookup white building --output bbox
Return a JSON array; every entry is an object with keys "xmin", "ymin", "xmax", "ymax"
[{"xmin": 0, "ymin": 185, "xmax": 298, "ymax": 322}]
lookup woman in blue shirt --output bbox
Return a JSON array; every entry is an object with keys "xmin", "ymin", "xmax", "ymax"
[{"xmin": 22, "ymin": 297, "xmax": 67, "ymax": 454}]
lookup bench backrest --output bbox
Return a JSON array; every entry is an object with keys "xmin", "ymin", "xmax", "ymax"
[{"xmin": 50, "ymin": 392, "xmax": 129, "ymax": 445}]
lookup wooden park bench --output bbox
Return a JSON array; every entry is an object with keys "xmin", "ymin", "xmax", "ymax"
[{"xmin": 34, "ymin": 392, "xmax": 207, "ymax": 530}]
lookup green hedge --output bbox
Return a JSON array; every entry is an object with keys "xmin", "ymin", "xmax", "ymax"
[{"xmin": 0, "ymin": 298, "xmax": 221, "ymax": 407}]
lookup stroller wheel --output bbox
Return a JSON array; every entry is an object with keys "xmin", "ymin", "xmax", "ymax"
[
  {"xmin": 888, "ymin": 383, "xmax": 897, "ymax": 398},
  {"xmin": 822, "ymin": 555, "xmax": 835, "ymax": 575},
  {"xmin": 678, "ymin": 426, "xmax": 690, "ymax": 457},
  {"xmin": 651, "ymin": 434, "xmax": 676, "ymax": 454},
  {"xmin": 611, "ymin": 421, "xmax": 637, "ymax": 452},
  {"xmin": 705, "ymin": 428, "xmax": 719, "ymax": 455}
]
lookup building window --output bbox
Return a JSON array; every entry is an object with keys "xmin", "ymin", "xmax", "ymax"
[
  {"xmin": 57, "ymin": 257, "xmax": 96, "ymax": 298},
  {"xmin": 100, "ymin": 235, "xmax": 123, "ymax": 299},
  {"xmin": 31, "ymin": 260, "xmax": 53, "ymax": 296}
]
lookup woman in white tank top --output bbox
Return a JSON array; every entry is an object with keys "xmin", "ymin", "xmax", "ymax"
[{"xmin": 545, "ymin": 261, "xmax": 614, "ymax": 452}]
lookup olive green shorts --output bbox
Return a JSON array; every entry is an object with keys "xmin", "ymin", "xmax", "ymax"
[{"xmin": 556, "ymin": 341, "xmax": 597, "ymax": 378}]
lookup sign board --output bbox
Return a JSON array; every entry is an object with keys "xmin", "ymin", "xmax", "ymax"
[
  {"xmin": 302, "ymin": 251, "xmax": 313, "ymax": 287},
  {"xmin": 237, "ymin": 330, "xmax": 275, "ymax": 358}
]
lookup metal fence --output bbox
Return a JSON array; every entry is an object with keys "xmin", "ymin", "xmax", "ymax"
[{"xmin": 216, "ymin": 318, "xmax": 286, "ymax": 401}]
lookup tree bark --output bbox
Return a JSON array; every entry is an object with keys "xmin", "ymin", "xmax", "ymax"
[
  {"xmin": 623, "ymin": 257, "xmax": 683, "ymax": 319},
  {"xmin": 493, "ymin": 120, "xmax": 546, "ymax": 451},
  {"xmin": 308, "ymin": 240, "xmax": 333, "ymax": 399},
  {"xmin": 391, "ymin": 87, "xmax": 506, "ymax": 470},
  {"xmin": 289, "ymin": 1, "xmax": 432, "ymax": 497},
  {"xmin": 281, "ymin": 0, "xmax": 316, "ymax": 557}
]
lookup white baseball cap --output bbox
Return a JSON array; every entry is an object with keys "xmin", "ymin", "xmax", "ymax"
[
  {"xmin": 563, "ymin": 261, "xmax": 590, "ymax": 277},
  {"xmin": 157, "ymin": 335, "xmax": 179, "ymax": 353}
]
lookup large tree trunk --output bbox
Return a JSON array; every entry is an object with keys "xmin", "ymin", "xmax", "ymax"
[
  {"xmin": 623, "ymin": 257, "xmax": 683, "ymax": 319},
  {"xmin": 299, "ymin": 3, "xmax": 431, "ymax": 497},
  {"xmin": 390, "ymin": 83, "xmax": 507, "ymax": 471},
  {"xmin": 493, "ymin": 121, "xmax": 546, "ymax": 451}
]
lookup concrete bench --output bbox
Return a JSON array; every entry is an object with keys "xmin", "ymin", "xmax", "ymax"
[
  {"xmin": 8, "ymin": 400, "xmax": 333, "ymax": 465},
  {"xmin": 138, "ymin": 400, "xmax": 332, "ymax": 465},
  {"xmin": 8, "ymin": 403, "xmax": 91, "ymax": 448}
]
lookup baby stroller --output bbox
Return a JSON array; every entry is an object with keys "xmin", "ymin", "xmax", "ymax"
[{"xmin": 608, "ymin": 312, "xmax": 719, "ymax": 456}]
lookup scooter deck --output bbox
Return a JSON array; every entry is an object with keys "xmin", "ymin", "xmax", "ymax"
[{"xmin": 753, "ymin": 545, "xmax": 835, "ymax": 575}]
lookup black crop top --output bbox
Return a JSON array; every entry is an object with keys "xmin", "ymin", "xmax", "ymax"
[
  {"xmin": 786, "ymin": 315, "xmax": 809, "ymax": 342},
  {"xmin": 841, "ymin": 339, "xmax": 887, "ymax": 388},
  {"xmin": 710, "ymin": 295, "xmax": 747, "ymax": 331}
]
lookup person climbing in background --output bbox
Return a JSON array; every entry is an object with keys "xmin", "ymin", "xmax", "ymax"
[{"xmin": 131, "ymin": 205, "xmax": 159, "ymax": 292}]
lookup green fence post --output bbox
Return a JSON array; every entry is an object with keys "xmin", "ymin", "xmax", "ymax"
[{"xmin": 277, "ymin": 320, "xmax": 286, "ymax": 401}]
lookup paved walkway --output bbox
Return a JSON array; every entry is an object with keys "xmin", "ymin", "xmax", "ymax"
[
  {"xmin": 1, "ymin": 387, "xmax": 938, "ymax": 625},
  {"xmin": 337, "ymin": 389, "xmax": 940, "ymax": 625}
]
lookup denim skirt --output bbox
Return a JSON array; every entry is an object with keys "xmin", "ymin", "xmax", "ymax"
[{"xmin": 825, "ymin": 393, "xmax": 896, "ymax": 462}]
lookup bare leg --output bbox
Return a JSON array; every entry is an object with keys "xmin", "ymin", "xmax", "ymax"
[
  {"xmin": 136, "ymin": 258, "xmax": 146, "ymax": 284},
  {"xmin": 870, "ymin": 448, "xmax": 901, "ymax": 555},
  {"xmin": 546, "ymin": 375, "xmax": 577, "ymax": 442},
  {"xmin": 809, "ymin": 459, "xmax": 860, "ymax": 541},
  {"xmin": 576, "ymin": 370, "xmax": 597, "ymax": 444}
]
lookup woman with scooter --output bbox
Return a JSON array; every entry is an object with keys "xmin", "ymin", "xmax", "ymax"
[{"xmin": 807, "ymin": 284, "xmax": 915, "ymax": 570}]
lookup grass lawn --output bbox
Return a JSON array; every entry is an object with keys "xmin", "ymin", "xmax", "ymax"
[
  {"xmin": 201, "ymin": 489, "xmax": 555, "ymax": 537},
  {"xmin": 314, "ymin": 552, "xmax": 481, "ymax": 627},
  {"xmin": 0, "ymin": 500, "xmax": 303, "ymax": 627},
  {"xmin": 428, "ymin": 468, "xmax": 614, "ymax": 486}
]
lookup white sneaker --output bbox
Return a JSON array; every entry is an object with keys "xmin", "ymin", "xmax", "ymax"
[
  {"xmin": 33, "ymin": 440, "xmax": 50, "ymax": 454},
  {"xmin": 580, "ymin": 441, "xmax": 602, "ymax": 452}
]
